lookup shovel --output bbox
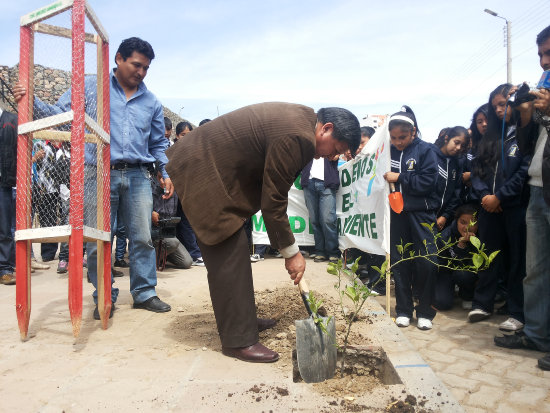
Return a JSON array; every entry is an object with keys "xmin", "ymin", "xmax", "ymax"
[
  {"xmin": 295, "ymin": 279, "xmax": 337, "ymax": 383},
  {"xmin": 389, "ymin": 182, "xmax": 404, "ymax": 214}
]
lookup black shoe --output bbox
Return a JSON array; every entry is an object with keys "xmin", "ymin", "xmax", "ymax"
[
  {"xmin": 313, "ymin": 255, "xmax": 327, "ymax": 263},
  {"xmin": 112, "ymin": 267, "xmax": 124, "ymax": 277},
  {"xmin": 114, "ymin": 259, "xmax": 129, "ymax": 268},
  {"xmin": 133, "ymin": 296, "xmax": 171, "ymax": 313},
  {"xmin": 93, "ymin": 304, "xmax": 115, "ymax": 320},
  {"xmin": 494, "ymin": 331, "xmax": 539, "ymax": 351},
  {"xmin": 538, "ymin": 354, "xmax": 550, "ymax": 371}
]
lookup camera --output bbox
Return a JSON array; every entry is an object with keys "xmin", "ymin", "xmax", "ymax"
[
  {"xmin": 509, "ymin": 83, "xmax": 536, "ymax": 107},
  {"xmin": 152, "ymin": 216, "xmax": 181, "ymax": 240},
  {"xmin": 509, "ymin": 70, "xmax": 550, "ymax": 107}
]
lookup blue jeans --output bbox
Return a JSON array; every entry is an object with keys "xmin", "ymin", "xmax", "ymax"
[
  {"xmin": 86, "ymin": 166, "xmax": 157, "ymax": 304},
  {"xmin": 303, "ymin": 179, "xmax": 339, "ymax": 258},
  {"xmin": 0, "ymin": 187, "xmax": 15, "ymax": 275},
  {"xmin": 113, "ymin": 210, "xmax": 128, "ymax": 261},
  {"xmin": 523, "ymin": 186, "xmax": 550, "ymax": 351}
]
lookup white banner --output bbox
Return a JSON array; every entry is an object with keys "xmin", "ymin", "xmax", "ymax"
[{"xmin": 252, "ymin": 123, "xmax": 391, "ymax": 255}]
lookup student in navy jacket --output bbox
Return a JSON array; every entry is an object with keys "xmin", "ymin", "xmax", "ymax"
[
  {"xmin": 469, "ymin": 84, "xmax": 531, "ymax": 332},
  {"xmin": 384, "ymin": 106, "xmax": 439, "ymax": 330},
  {"xmin": 433, "ymin": 126, "xmax": 469, "ymax": 231}
]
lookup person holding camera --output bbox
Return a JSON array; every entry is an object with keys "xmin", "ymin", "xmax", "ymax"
[
  {"xmin": 151, "ymin": 172, "xmax": 192, "ymax": 270},
  {"xmin": 494, "ymin": 25, "xmax": 550, "ymax": 371}
]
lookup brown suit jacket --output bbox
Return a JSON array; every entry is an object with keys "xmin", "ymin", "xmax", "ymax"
[{"xmin": 165, "ymin": 102, "xmax": 317, "ymax": 248}]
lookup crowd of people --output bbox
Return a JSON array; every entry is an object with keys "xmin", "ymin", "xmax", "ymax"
[{"xmin": 0, "ymin": 25, "xmax": 548, "ymax": 370}]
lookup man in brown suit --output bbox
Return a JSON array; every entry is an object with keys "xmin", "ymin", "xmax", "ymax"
[{"xmin": 166, "ymin": 102, "xmax": 360, "ymax": 362}]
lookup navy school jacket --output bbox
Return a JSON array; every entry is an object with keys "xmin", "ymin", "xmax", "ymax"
[
  {"xmin": 434, "ymin": 146, "xmax": 463, "ymax": 220},
  {"xmin": 471, "ymin": 127, "xmax": 531, "ymax": 209},
  {"xmin": 391, "ymin": 138, "xmax": 439, "ymax": 212}
]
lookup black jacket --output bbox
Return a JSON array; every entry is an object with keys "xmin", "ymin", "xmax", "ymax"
[
  {"xmin": 391, "ymin": 138, "xmax": 439, "ymax": 212},
  {"xmin": 471, "ymin": 128, "xmax": 531, "ymax": 208},
  {"xmin": 0, "ymin": 110, "xmax": 18, "ymax": 188},
  {"xmin": 434, "ymin": 147, "xmax": 463, "ymax": 220}
]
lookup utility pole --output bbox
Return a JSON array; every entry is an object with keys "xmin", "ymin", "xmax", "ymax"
[{"xmin": 484, "ymin": 8, "xmax": 512, "ymax": 84}]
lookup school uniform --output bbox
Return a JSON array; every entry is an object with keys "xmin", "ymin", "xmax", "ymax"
[
  {"xmin": 459, "ymin": 150, "xmax": 480, "ymax": 205},
  {"xmin": 471, "ymin": 127, "xmax": 531, "ymax": 320},
  {"xmin": 390, "ymin": 138, "xmax": 439, "ymax": 321},
  {"xmin": 434, "ymin": 146, "xmax": 463, "ymax": 225},
  {"xmin": 433, "ymin": 219, "xmax": 478, "ymax": 310}
]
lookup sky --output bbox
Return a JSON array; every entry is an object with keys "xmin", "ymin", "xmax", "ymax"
[{"xmin": 1, "ymin": 0, "xmax": 549, "ymax": 141}]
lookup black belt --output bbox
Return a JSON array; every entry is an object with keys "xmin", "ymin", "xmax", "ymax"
[{"xmin": 110, "ymin": 162, "xmax": 153, "ymax": 170}]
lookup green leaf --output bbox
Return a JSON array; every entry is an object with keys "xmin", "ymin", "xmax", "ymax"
[
  {"xmin": 470, "ymin": 236, "xmax": 481, "ymax": 250},
  {"xmin": 488, "ymin": 250, "xmax": 500, "ymax": 263},
  {"xmin": 397, "ymin": 244, "xmax": 403, "ymax": 255},
  {"xmin": 421, "ymin": 222, "xmax": 432, "ymax": 230},
  {"xmin": 472, "ymin": 253, "xmax": 483, "ymax": 269},
  {"xmin": 403, "ymin": 242, "xmax": 413, "ymax": 252},
  {"xmin": 327, "ymin": 263, "xmax": 338, "ymax": 276}
]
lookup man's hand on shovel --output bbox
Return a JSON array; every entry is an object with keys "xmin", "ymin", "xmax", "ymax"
[{"xmin": 285, "ymin": 252, "xmax": 305, "ymax": 285}]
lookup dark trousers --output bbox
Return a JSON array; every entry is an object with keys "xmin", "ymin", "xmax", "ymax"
[
  {"xmin": 35, "ymin": 191, "xmax": 59, "ymax": 260},
  {"xmin": 433, "ymin": 270, "xmax": 477, "ymax": 311},
  {"xmin": 176, "ymin": 203, "xmax": 201, "ymax": 260},
  {"xmin": 473, "ymin": 206, "xmax": 526, "ymax": 321},
  {"xmin": 197, "ymin": 226, "xmax": 259, "ymax": 348},
  {"xmin": 390, "ymin": 210, "xmax": 437, "ymax": 320},
  {"xmin": 0, "ymin": 187, "xmax": 15, "ymax": 275}
]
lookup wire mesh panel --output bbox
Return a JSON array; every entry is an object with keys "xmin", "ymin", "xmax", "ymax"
[{"xmin": 15, "ymin": 0, "xmax": 111, "ymax": 339}]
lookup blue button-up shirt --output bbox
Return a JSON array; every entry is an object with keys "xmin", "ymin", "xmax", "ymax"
[{"xmin": 33, "ymin": 70, "xmax": 169, "ymax": 178}]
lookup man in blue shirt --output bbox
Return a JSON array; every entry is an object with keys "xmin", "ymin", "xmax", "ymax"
[{"xmin": 15, "ymin": 37, "xmax": 172, "ymax": 318}]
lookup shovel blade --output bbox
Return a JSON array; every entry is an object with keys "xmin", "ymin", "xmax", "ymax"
[
  {"xmin": 295, "ymin": 316, "xmax": 336, "ymax": 383},
  {"xmin": 389, "ymin": 192, "xmax": 404, "ymax": 213}
]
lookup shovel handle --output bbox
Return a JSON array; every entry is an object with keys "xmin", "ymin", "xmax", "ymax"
[
  {"xmin": 298, "ymin": 278, "xmax": 310, "ymax": 295},
  {"xmin": 389, "ymin": 182, "xmax": 396, "ymax": 192},
  {"xmin": 298, "ymin": 278, "xmax": 313, "ymax": 316}
]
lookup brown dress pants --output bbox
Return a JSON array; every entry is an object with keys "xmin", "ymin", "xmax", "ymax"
[{"xmin": 197, "ymin": 226, "xmax": 259, "ymax": 348}]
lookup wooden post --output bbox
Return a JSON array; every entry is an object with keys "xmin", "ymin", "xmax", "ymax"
[
  {"xmin": 67, "ymin": 0, "xmax": 85, "ymax": 337},
  {"xmin": 385, "ymin": 253, "xmax": 391, "ymax": 317},
  {"xmin": 15, "ymin": 25, "xmax": 34, "ymax": 341}
]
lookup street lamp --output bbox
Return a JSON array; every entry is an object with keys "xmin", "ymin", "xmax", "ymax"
[{"xmin": 484, "ymin": 8, "xmax": 512, "ymax": 84}]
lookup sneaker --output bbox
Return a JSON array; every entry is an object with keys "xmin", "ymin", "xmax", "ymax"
[
  {"xmin": 395, "ymin": 316, "xmax": 410, "ymax": 327},
  {"xmin": 328, "ymin": 256, "xmax": 340, "ymax": 263},
  {"xmin": 192, "ymin": 257, "xmax": 205, "ymax": 267},
  {"xmin": 114, "ymin": 259, "xmax": 129, "ymax": 268},
  {"xmin": 417, "ymin": 318, "xmax": 433, "ymax": 330},
  {"xmin": 461, "ymin": 300, "xmax": 473, "ymax": 310},
  {"xmin": 538, "ymin": 354, "xmax": 550, "ymax": 371},
  {"xmin": 309, "ymin": 253, "xmax": 317, "ymax": 259},
  {"xmin": 31, "ymin": 259, "xmax": 50, "ymax": 270},
  {"xmin": 468, "ymin": 308, "xmax": 491, "ymax": 323},
  {"xmin": 250, "ymin": 254, "xmax": 264, "ymax": 263},
  {"xmin": 0, "ymin": 273, "xmax": 15, "ymax": 285},
  {"xmin": 494, "ymin": 331, "xmax": 539, "ymax": 350},
  {"xmin": 57, "ymin": 260, "xmax": 68, "ymax": 274},
  {"xmin": 313, "ymin": 255, "xmax": 327, "ymax": 263},
  {"xmin": 499, "ymin": 317, "xmax": 524, "ymax": 332},
  {"xmin": 274, "ymin": 251, "xmax": 283, "ymax": 258}
]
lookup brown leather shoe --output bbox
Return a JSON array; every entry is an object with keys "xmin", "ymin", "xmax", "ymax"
[
  {"xmin": 222, "ymin": 343, "xmax": 279, "ymax": 363},
  {"xmin": 257, "ymin": 318, "xmax": 277, "ymax": 332},
  {"xmin": 1, "ymin": 273, "xmax": 15, "ymax": 285}
]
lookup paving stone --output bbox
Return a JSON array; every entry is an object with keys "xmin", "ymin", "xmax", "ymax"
[
  {"xmin": 505, "ymin": 370, "xmax": 549, "ymax": 388},
  {"xmin": 468, "ymin": 371, "xmax": 508, "ymax": 387},
  {"xmin": 426, "ymin": 339, "xmax": 459, "ymax": 353},
  {"xmin": 466, "ymin": 385, "xmax": 501, "ymax": 409},
  {"xmin": 508, "ymin": 385, "xmax": 548, "ymax": 406},
  {"xmin": 420, "ymin": 349, "xmax": 457, "ymax": 364},
  {"xmin": 447, "ymin": 349, "xmax": 490, "ymax": 364},
  {"xmin": 479, "ymin": 357, "xmax": 516, "ymax": 373},
  {"xmin": 463, "ymin": 405, "xmax": 489, "ymax": 413},
  {"xmin": 436, "ymin": 372, "xmax": 479, "ymax": 391},
  {"xmin": 444, "ymin": 360, "xmax": 481, "ymax": 377}
]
